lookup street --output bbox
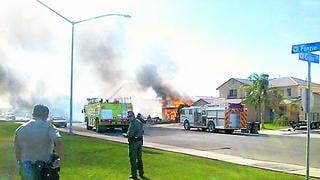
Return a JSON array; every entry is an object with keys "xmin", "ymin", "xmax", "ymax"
[{"xmin": 70, "ymin": 123, "xmax": 320, "ymax": 169}]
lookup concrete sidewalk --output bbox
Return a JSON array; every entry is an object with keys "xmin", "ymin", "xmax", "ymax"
[
  {"xmin": 259, "ymin": 129, "xmax": 320, "ymax": 138},
  {"xmin": 59, "ymin": 128, "xmax": 320, "ymax": 179}
]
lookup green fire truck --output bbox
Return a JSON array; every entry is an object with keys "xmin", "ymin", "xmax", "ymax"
[{"xmin": 83, "ymin": 97, "xmax": 133, "ymax": 133}]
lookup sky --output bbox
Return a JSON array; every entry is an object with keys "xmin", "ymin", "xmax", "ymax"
[{"xmin": 1, "ymin": 0, "xmax": 320, "ymax": 119}]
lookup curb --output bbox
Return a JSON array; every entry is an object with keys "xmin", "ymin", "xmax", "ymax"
[{"xmin": 59, "ymin": 128, "xmax": 320, "ymax": 179}]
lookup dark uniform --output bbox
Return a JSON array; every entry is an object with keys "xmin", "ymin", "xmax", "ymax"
[{"xmin": 127, "ymin": 117, "xmax": 144, "ymax": 179}]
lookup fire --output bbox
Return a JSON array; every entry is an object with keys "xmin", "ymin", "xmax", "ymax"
[
  {"xmin": 163, "ymin": 108, "xmax": 179, "ymax": 121},
  {"xmin": 162, "ymin": 97, "xmax": 192, "ymax": 121}
]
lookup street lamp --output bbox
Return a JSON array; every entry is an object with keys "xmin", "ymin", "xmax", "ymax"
[{"xmin": 37, "ymin": 0, "xmax": 131, "ymax": 134}]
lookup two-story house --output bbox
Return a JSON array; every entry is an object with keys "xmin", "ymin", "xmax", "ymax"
[
  {"xmin": 269, "ymin": 77, "xmax": 320, "ymax": 122},
  {"xmin": 215, "ymin": 77, "xmax": 320, "ymax": 123}
]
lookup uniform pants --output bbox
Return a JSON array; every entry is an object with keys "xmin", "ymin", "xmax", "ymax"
[
  {"xmin": 19, "ymin": 161, "xmax": 59, "ymax": 180},
  {"xmin": 129, "ymin": 140, "xmax": 143, "ymax": 177},
  {"xmin": 19, "ymin": 161, "xmax": 36, "ymax": 180}
]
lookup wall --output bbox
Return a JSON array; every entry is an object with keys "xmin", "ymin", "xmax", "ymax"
[{"xmin": 218, "ymin": 79, "xmax": 246, "ymax": 99}]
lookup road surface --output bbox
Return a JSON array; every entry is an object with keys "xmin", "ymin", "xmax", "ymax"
[{"xmin": 69, "ymin": 123, "xmax": 320, "ymax": 168}]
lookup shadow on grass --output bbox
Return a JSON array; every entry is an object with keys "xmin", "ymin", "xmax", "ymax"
[
  {"xmin": 141, "ymin": 176, "xmax": 151, "ymax": 180},
  {"xmin": 142, "ymin": 149, "xmax": 163, "ymax": 155}
]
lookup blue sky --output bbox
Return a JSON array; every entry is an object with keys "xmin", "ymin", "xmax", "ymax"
[
  {"xmin": 1, "ymin": 0, "xmax": 320, "ymax": 117},
  {"xmin": 128, "ymin": 0, "xmax": 320, "ymax": 95}
]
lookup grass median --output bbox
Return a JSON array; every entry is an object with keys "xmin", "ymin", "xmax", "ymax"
[
  {"xmin": 0, "ymin": 121, "xmax": 308, "ymax": 180},
  {"xmin": 264, "ymin": 123, "xmax": 290, "ymax": 130}
]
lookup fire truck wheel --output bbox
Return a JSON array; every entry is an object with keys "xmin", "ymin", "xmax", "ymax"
[
  {"xmin": 96, "ymin": 121, "xmax": 103, "ymax": 133},
  {"xmin": 208, "ymin": 121, "xmax": 215, "ymax": 133},
  {"xmin": 122, "ymin": 127, "xmax": 128, "ymax": 132},
  {"xmin": 184, "ymin": 121, "xmax": 190, "ymax": 130},
  {"xmin": 86, "ymin": 120, "xmax": 92, "ymax": 130}
]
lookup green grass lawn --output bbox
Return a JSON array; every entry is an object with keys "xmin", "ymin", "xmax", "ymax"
[
  {"xmin": 0, "ymin": 121, "xmax": 307, "ymax": 180},
  {"xmin": 264, "ymin": 123, "xmax": 290, "ymax": 130}
]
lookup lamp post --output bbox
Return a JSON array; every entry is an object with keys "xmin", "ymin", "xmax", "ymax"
[{"xmin": 37, "ymin": 0, "xmax": 130, "ymax": 134}]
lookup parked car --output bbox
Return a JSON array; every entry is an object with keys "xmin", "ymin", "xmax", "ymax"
[
  {"xmin": 5, "ymin": 113, "xmax": 16, "ymax": 121},
  {"xmin": 50, "ymin": 116, "xmax": 67, "ymax": 128}
]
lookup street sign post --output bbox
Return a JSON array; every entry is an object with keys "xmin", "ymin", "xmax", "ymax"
[
  {"xmin": 299, "ymin": 53, "xmax": 320, "ymax": 64},
  {"xmin": 292, "ymin": 42, "xmax": 320, "ymax": 180},
  {"xmin": 302, "ymin": 89, "xmax": 314, "ymax": 112},
  {"xmin": 292, "ymin": 42, "xmax": 320, "ymax": 54}
]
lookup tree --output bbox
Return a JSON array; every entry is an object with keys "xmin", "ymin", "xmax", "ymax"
[
  {"xmin": 268, "ymin": 88, "xmax": 285, "ymax": 124},
  {"xmin": 244, "ymin": 73, "xmax": 269, "ymax": 129}
]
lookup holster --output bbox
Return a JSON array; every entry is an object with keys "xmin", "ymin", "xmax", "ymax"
[
  {"xmin": 128, "ymin": 136, "xmax": 143, "ymax": 143},
  {"xmin": 34, "ymin": 160, "xmax": 60, "ymax": 180}
]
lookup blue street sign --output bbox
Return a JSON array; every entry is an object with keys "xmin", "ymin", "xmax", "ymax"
[
  {"xmin": 299, "ymin": 53, "xmax": 319, "ymax": 64},
  {"xmin": 292, "ymin": 42, "xmax": 320, "ymax": 54}
]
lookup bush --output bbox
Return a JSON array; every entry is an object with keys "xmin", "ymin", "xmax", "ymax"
[{"xmin": 273, "ymin": 117, "xmax": 288, "ymax": 126}]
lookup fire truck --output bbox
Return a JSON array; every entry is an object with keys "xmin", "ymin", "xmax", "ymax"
[
  {"xmin": 180, "ymin": 103, "xmax": 248, "ymax": 134},
  {"xmin": 83, "ymin": 97, "xmax": 133, "ymax": 133}
]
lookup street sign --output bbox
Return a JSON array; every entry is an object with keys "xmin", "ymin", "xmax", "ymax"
[
  {"xmin": 292, "ymin": 41, "xmax": 320, "ymax": 180},
  {"xmin": 299, "ymin": 53, "xmax": 319, "ymax": 64},
  {"xmin": 292, "ymin": 42, "xmax": 320, "ymax": 54}
]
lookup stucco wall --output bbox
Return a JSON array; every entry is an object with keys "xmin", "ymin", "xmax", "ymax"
[{"xmin": 218, "ymin": 79, "xmax": 246, "ymax": 99}]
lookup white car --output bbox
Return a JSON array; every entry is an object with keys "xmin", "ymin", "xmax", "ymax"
[{"xmin": 50, "ymin": 116, "xmax": 67, "ymax": 128}]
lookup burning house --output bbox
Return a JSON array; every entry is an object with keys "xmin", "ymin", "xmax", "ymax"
[
  {"xmin": 136, "ymin": 64, "xmax": 193, "ymax": 122},
  {"xmin": 162, "ymin": 97, "xmax": 192, "ymax": 122}
]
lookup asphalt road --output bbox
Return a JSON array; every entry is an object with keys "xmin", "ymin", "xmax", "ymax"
[{"xmin": 70, "ymin": 123, "xmax": 320, "ymax": 168}]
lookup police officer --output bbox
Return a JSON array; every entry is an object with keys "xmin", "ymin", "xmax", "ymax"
[
  {"xmin": 14, "ymin": 104, "xmax": 64, "ymax": 180},
  {"xmin": 137, "ymin": 113, "xmax": 145, "ymax": 124},
  {"xmin": 127, "ymin": 111, "xmax": 144, "ymax": 179}
]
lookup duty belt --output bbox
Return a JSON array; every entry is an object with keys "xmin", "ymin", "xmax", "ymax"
[{"xmin": 129, "ymin": 136, "xmax": 143, "ymax": 142}]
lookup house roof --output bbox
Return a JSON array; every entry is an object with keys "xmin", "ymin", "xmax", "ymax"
[
  {"xmin": 193, "ymin": 96, "xmax": 215, "ymax": 100},
  {"xmin": 269, "ymin": 77, "xmax": 320, "ymax": 88},
  {"xmin": 192, "ymin": 96, "xmax": 218, "ymax": 104},
  {"xmin": 234, "ymin": 78, "xmax": 252, "ymax": 85},
  {"xmin": 217, "ymin": 76, "xmax": 320, "ymax": 90},
  {"xmin": 216, "ymin": 78, "xmax": 252, "ymax": 90},
  {"xmin": 193, "ymin": 97, "xmax": 244, "ymax": 107}
]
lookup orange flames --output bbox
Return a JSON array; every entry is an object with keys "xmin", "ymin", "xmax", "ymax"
[
  {"xmin": 162, "ymin": 97, "xmax": 192, "ymax": 121},
  {"xmin": 163, "ymin": 108, "xmax": 179, "ymax": 121}
]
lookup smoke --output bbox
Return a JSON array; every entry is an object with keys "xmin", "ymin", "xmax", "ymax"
[
  {"xmin": 136, "ymin": 64, "xmax": 190, "ymax": 103},
  {"xmin": 77, "ymin": 31, "xmax": 124, "ymax": 87},
  {"xmin": 0, "ymin": 62, "xmax": 52, "ymax": 111},
  {"xmin": 0, "ymin": 0, "xmax": 128, "ymax": 119},
  {"xmin": 6, "ymin": 14, "xmax": 54, "ymax": 51}
]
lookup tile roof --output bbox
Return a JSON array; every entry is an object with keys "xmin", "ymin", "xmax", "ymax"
[
  {"xmin": 216, "ymin": 78, "xmax": 252, "ymax": 90},
  {"xmin": 217, "ymin": 76, "xmax": 320, "ymax": 90},
  {"xmin": 269, "ymin": 77, "xmax": 320, "ymax": 88},
  {"xmin": 234, "ymin": 78, "xmax": 252, "ymax": 85}
]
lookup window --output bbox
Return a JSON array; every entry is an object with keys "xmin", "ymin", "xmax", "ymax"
[
  {"xmin": 287, "ymin": 88, "xmax": 291, "ymax": 97},
  {"xmin": 101, "ymin": 109, "xmax": 113, "ymax": 119},
  {"xmin": 228, "ymin": 89, "xmax": 237, "ymax": 98},
  {"xmin": 189, "ymin": 109, "xmax": 193, "ymax": 115},
  {"xmin": 180, "ymin": 110, "xmax": 185, "ymax": 115}
]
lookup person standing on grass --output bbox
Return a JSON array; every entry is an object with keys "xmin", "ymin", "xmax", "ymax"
[
  {"xmin": 14, "ymin": 104, "xmax": 64, "ymax": 180},
  {"xmin": 137, "ymin": 113, "xmax": 146, "ymax": 124},
  {"xmin": 127, "ymin": 111, "xmax": 144, "ymax": 180}
]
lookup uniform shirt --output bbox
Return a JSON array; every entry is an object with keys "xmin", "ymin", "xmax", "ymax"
[
  {"xmin": 127, "ymin": 118, "xmax": 144, "ymax": 138},
  {"xmin": 14, "ymin": 118, "xmax": 61, "ymax": 163}
]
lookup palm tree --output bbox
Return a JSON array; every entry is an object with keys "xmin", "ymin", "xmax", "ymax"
[{"xmin": 244, "ymin": 73, "xmax": 269, "ymax": 128}]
